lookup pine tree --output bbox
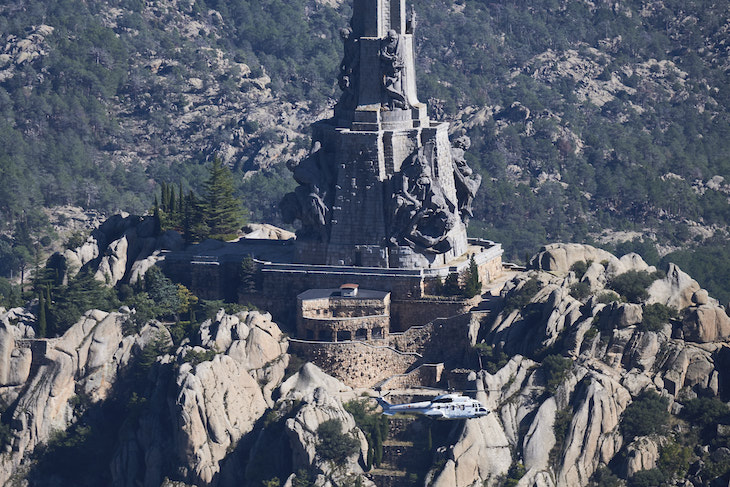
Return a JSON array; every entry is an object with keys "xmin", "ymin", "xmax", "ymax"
[
  {"xmin": 195, "ymin": 157, "xmax": 248, "ymax": 241},
  {"xmin": 463, "ymin": 255, "xmax": 482, "ymax": 298}
]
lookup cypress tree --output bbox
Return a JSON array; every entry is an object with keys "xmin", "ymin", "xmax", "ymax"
[
  {"xmin": 196, "ymin": 157, "xmax": 247, "ymax": 240},
  {"xmin": 38, "ymin": 291, "xmax": 47, "ymax": 338},
  {"xmin": 463, "ymin": 255, "xmax": 482, "ymax": 298}
]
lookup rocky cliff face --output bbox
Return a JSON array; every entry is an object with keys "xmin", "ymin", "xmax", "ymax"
[
  {"xmin": 1, "ymin": 243, "xmax": 729, "ymax": 486},
  {"xmin": 425, "ymin": 243, "xmax": 730, "ymax": 487}
]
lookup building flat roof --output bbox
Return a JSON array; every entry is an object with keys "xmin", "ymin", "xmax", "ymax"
[{"xmin": 298, "ymin": 288, "xmax": 390, "ymax": 300}]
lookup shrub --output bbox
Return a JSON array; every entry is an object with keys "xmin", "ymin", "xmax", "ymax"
[
  {"xmin": 570, "ymin": 260, "xmax": 592, "ymax": 279},
  {"xmin": 503, "ymin": 277, "xmax": 541, "ymax": 313},
  {"xmin": 344, "ymin": 399, "xmax": 388, "ymax": 469},
  {"xmin": 542, "ymin": 355, "xmax": 573, "ymax": 394},
  {"xmin": 474, "ymin": 343, "xmax": 509, "ymax": 374},
  {"xmin": 462, "ymin": 255, "xmax": 482, "ymax": 298},
  {"xmin": 584, "ymin": 327, "xmax": 598, "ymax": 341},
  {"xmin": 681, "ymin": 397, "xmax": 730, "ymax": 432},
  {"xmin": 549, "ymin": 408, "xmax": 573, "ymax": 467},
  {"xmin": 316, "ymin": 419, "xmax": 359, "ymax": 465},
  {"xmin": 639, "ymin": 303, "xmax": 677, "ymax": 332},
  {"xmin": 442, "ymin": 273, "xmax": 461, "ymax": 296},
  {"xmin": 570, "ymin": 281, "xmax": 591, "ymax": 300},
  {"xmin": 182, "ymin": 348, "xmax": 217, "ymax": 366},
  {"xmin": 591, "ymin": 466, "xmax": 622, "ymax": 487},
  {"xmin": 503, "ymin": 462, "xmax": 526, "ymax": 487},
  {"xmin": 657, "ymin": 440, "xmax": 692, "ymax": 479},
  {"xmin": 621, "ymin": 390, "xmax": 669, "ymax": 439},
  {"xmin": 597, "ymin": 291, "xmax": 620, "ymax": 304},
  {"xmin": 608, "ymin": 270, "xmax": 662, "ymax": 303},
  {"xmin": 628, "ymin": 468, "xmax": 665, "ymax": 487}
]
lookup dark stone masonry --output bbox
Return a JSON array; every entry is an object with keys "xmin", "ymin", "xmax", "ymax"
[{"xmin": 161, "ymin": 0, "xmax": 504, "ymax": 386}]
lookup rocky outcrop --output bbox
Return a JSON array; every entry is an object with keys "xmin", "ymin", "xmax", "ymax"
[
  {"xmin": 242, "ymin": 223, "xmax": 295, "ymax": 240},
  {"xmin": 682, "ymin": 305, "xmax": 730, "ymax": 343},
  {"xmin": 530, "ymin": 243, "xmax": 616, "ymax": 274},
  {"xmin": 63, "ymin": 214, "xmax": 185, "ymax": 286},
  {"xmin": 475, "ymin": 246, "xmax": 730, "ymax": 486},
  {"xmin": 0, "ymin": 25, "xmax": 54, "ymax": 83},
  {"xmin": 0, "ymin": 309, "xmax": 168, "ymax": 485},
  {"xmin": 111, "ymin": 310, "xmax": 290, "ymax": 486},
  {"xmin": 621, "ymin": 436, "xmax": 665, "ymax": 477},
  {"xmin": 647, "ymin": 263, "xmax": 702, "ymax": 310},
  {"xmin": 174, "ymin": 355, "xmax": 268, "ymax": 485},
  {"xmin": 429, "ymin": 415, "xmax": 512, "ymax": 487}
]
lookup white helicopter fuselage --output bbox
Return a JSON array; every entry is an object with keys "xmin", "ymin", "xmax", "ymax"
[{"xmin": 377, "ymin": 393, "xmax": 490, "ymax": 420}]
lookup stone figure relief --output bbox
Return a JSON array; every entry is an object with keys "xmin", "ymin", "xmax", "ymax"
[
  {"xmin": 379, "ymin": 30, "xmax": 409, "ymax": 110},
  {"xmin": 280, "ymin": 140, "xmax": 334, "ymax": 242},
  {"xmin": 390, "ymin": 143, "xmax": 457, "ymax": 253},
  {"xmin": 406, "ymin": 5, "xmax": 417, "ymax": 34},
  {"xmin": 451, "ymin": 135, "xmax": 482, "ymax": 225},
  {"xmin": 337, "ymin": 27, "xmax": 360, "ymax": 111}
]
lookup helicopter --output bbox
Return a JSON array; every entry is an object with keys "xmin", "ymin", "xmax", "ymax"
[{"xmin": 375, "ymin": 392, "xmax": 490, "ymax": 420}]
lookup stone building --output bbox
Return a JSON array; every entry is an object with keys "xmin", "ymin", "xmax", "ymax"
[{"xmin": 297, "ymin": 285, "xmax": 390, "ymax": 342}]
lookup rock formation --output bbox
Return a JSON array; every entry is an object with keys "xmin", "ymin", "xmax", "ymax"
[{"xmin": 62, "ymin": 213, "xmax": 185, "ymax": 286}]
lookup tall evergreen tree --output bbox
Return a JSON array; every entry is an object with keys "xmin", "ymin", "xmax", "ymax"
[
  {"xmin": 37, "ymin": 290, "xmax": 47, "ymax": 338},
  {"xmin": 463, "ymin": 255, "xmax": 482, "ymax": 298},
  {"xmin": 195, "ymin": 157, "xmax": 248, "ymax": 240}
]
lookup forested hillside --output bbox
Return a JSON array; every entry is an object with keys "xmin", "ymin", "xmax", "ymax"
[{"xmin": 1, "ymin": 0, "xmax": 729, "ymax": 301}]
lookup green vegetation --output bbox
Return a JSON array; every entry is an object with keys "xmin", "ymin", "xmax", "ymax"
[
  {"xmin": 589, "ymin": 466, "xmax": 622, "ymax": 487},
  {"xmin": 542, "ymin": 354, "xmax": 573, "ymax": 394},
  {"xmin": 502, "ymin": 462, "xmax": 526, "ymax": 487},
  {"xmin": 570, "ymin": 260, "xmax": 592, "ymax": 280},
  {"xmin": 182, "ymin": 348, "xmax": 218, "ymax": 367},
  {"xmin": 191, "ymin": 158, "xmax": 248, "ymax": 241},
  {"xmin": 462, "ymin": 255, "xmax": 482, "ymax": 298},
  {"xmin": 0, "ymin": 0, "xmax": 728, "ymax": 302},
  {"xmin": 315, "ymin": 419, "xmax": 360, "ymax": 466},
  {"xmin": 657, "ymin": 440, "xmax": 692, "ymax": 480},
  {"xmin": 33, "ymin": 268, "xmax": 119, "ymax": 337},
  {"xmin": 608, "ymin": 270, "xmax": 663, "ymax": 304},
  {"xmin": 549, "ymin": 408, "xmax": 573, "ymax": 468},
  {"xmin": 614, "ymin": 239, "xmax": 660, "ymax": 267},
  {"xmin": 627, "ymin": 468, "xmax": 665, "ymax": 487},
  {"xmin": 569, "ymin": 281, "xmax": 591, "ymax": 301},
  {"xmin": 639, "ymin": 303, "xmax": 677, "ymax": 332},
  {"xmin": 474, "ymin": 343, "xmax": 509, "ymax": 374},
  {"xmin": 681, "ymin": 397, "xmax": 730, "ymax": 439},
  {"xmin": 621, "ymin": 390, "xmax": 669, "ymax": 439},
  {"xmin": 503, "ymin": 278, "xmax": 542, "ymax": 313},
  {"xmin": 344, "ymin": 399, "xmax": 388, "ymax": 469}
]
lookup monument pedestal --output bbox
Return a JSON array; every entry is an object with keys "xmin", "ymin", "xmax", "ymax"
[{"xmin": 281, "ymin": 0, "xmax": 481, "ymax": 270}]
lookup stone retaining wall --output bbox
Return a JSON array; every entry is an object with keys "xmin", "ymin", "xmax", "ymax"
[{"xmin": 288, "ymin": 339, "xmax": 419, "ymax": 388}]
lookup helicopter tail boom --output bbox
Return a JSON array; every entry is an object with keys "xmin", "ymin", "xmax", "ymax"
[{"xmin": 375, "ymin": 396, "xmax": 393, "ymax": 413}]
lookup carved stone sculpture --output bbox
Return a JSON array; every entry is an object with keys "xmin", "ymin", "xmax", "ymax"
[
  {"xmin": 380, "ymin": 30, "xmax": 408, "ymax": 110},
  {"xmin": 406, "ymin": 6, "xmax": 417, "ymax": 34},
  {"xmin": 279, "ymin": 141, "xmax": 333, "ymax": 242},
  {"xmin": 337, "ymin": 27, "xmax": 360, "ymax": 111},
  {"xmin": 390, "ymin": 144, "xmax": 457, "ymax": 253},
  {"xmin": 451, "ymin": 135, "xmax": 481, "ymax": 225}
]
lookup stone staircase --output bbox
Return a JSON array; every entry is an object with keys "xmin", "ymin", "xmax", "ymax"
[{"xmin": 366, "ymin": 416, "xmax": 432, "ymax": 487}]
